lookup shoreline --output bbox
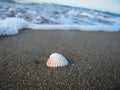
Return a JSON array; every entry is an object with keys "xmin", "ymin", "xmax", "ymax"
[{"xmin": 0, "ymin": 30, "xmax": 120, "ymax": 89}]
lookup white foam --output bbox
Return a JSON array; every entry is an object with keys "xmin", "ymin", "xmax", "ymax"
[
  {"xmin": 80, "ymin": 12, "xmax": 95, "ymax": 18},
  {"xmin": 0, "ymin": 18, "xmax": 120, "ymax": 36},
  {"xmin": 0, "ymin": 18, "xmax": 30, "ymax": 35}
]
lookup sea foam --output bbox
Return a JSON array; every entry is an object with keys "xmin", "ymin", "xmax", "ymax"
[
  {"xmin": 0, "ymin": 17, "xmax": 120, "ymax": 36},
  {"xmin": 0, "ymin": 18, "xmax": 30, "ymax": 35}
]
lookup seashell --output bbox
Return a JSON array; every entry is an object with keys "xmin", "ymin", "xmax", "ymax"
[{"xmin": 46, "ymin": 53, "xmax": 68, "ymax": 67}]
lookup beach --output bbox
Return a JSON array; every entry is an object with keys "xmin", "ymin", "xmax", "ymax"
[{"xmin": 0, "ymin": 30, "xmax": 120, "ymax": 89}]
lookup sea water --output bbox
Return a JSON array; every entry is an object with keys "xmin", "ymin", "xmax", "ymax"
[{"xmin": 0, "ymin": 0, "xmax": 120, "ymax": 35}]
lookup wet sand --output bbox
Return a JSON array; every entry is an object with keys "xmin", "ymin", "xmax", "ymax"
[{"xmin": 0, "ymin": 30, "xmax": 120, "ymax": 90}]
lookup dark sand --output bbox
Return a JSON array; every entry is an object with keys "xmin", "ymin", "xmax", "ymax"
[{"xmin": 0, "ymin": 30, "xmax": 120, "ymax": 90}]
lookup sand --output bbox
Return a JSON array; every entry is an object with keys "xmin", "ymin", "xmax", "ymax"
[{"xmin": 0, "ymin": 30, "xmax": 120, "ymax": 90}]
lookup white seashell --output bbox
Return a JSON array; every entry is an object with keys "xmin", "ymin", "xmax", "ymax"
[{"xmin": 46, "ymin": 53, "xmax": 68, "ymax": 67}]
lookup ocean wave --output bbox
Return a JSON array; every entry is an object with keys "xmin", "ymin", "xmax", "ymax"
[{"xmin": 0, "ymin": 2, "xmax": 120, "ymax": 36}]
